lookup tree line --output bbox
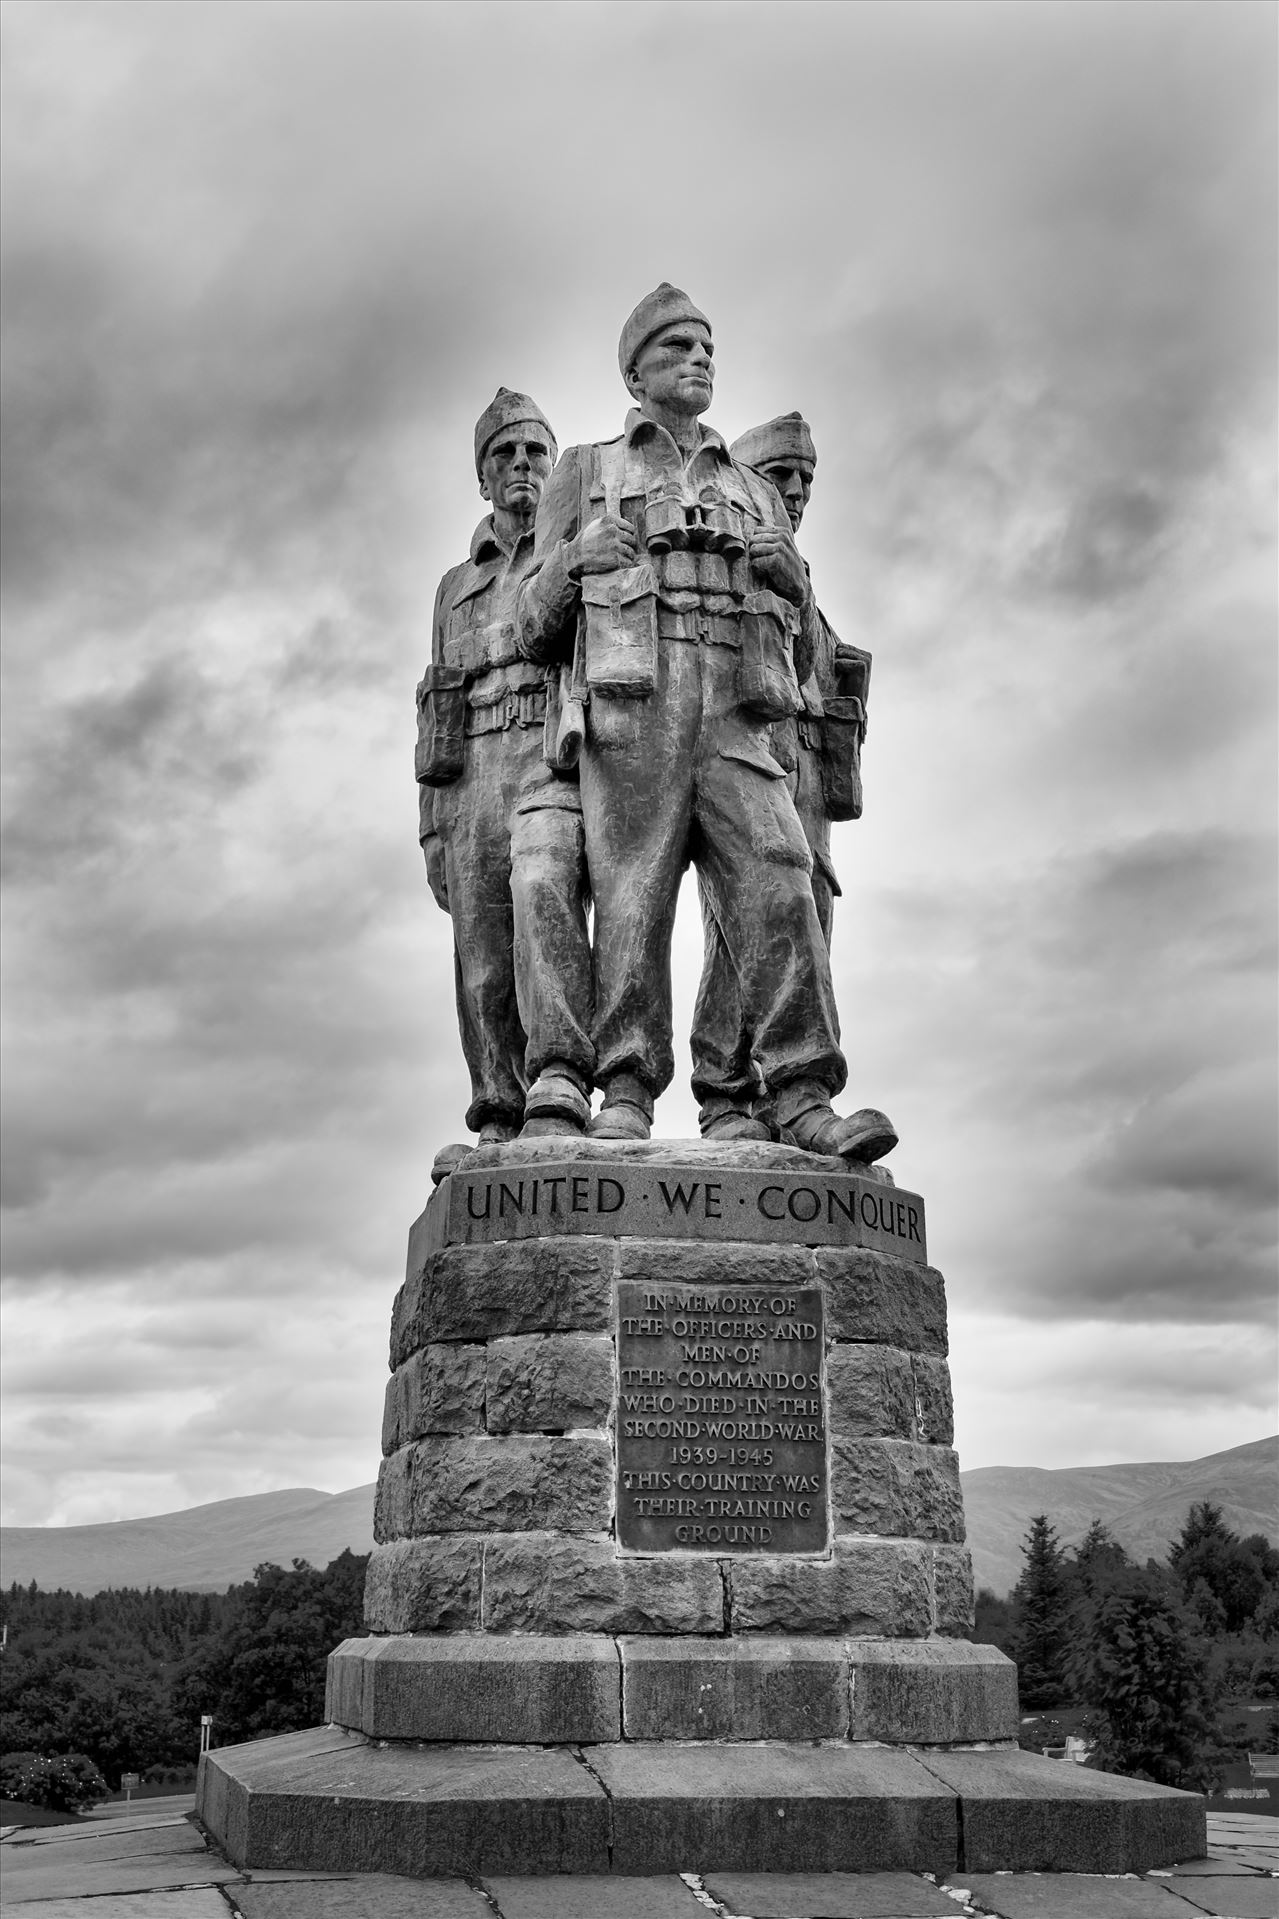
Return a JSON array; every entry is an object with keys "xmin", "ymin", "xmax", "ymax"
[
  {"xmin": 977, "ymin": 1501, "xmax": 1279, "ymax": 1791},
  {"xmin": 0, "ymin": 1550, "xmax": 367, "ymax": 1811},
  {"xmin": 3, "ymin": 1504, "xmax": 1276, "ymax": 1812}
]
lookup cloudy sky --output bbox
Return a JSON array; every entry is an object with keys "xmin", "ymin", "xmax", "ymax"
[{"xmin": 3, "ymin": 0, "xmax": 1275, "ymax": 1530}]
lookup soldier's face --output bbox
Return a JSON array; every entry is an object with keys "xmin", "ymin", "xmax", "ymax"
[
  {"xmin": 629, "ymin": 322, "xmax": 715, "ymax": 417},
  {"xmin": 760, "ymin": 461, "xmax": 813, "ymax": 532},
  {"xmin": 480, "ymin": 432, "xmax": 555, "ymax": 512}
]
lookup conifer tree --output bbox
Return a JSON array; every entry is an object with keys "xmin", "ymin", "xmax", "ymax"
[
  {"xmin": 1071, "ymin": 1569, "xmax": 1218, "ymax": 1790},
  {"xmin": 1011, "ymin": 1515, "xmax": 1071, "ymax": 1707}
]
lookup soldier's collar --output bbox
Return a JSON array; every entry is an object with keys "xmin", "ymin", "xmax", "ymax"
[
  {"xmin": 469, "ymin": 515, "xmax": 533, "ymax": 565},
  {"xmin": 624, "ymin": 409, "xmax": 731, "ymax": 464}
]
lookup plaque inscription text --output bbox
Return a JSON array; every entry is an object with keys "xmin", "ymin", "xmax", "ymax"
[{"xmin": 615, "ymin": 1280, "xmax": 828, "ymax": 1554}]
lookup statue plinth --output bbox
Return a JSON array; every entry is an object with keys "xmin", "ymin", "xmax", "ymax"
[{"xmin": 195, "ymin": 1141, "xmax": 1206, "ymax": 1878}]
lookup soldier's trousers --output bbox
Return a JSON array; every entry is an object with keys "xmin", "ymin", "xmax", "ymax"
[
  {"xmin": 691, "ymin": 741, "xmax": 840, "ymax": 1105},
  {"xmin": 433, "ymin": 726, "xmax": 592, "ymax": 1131},
  {"xmin": 579, "ymin": 641, "xmax": 846, "ymax": 1103}
]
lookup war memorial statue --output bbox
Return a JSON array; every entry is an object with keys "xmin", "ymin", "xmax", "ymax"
[{"xmin": 196, "ymin": 288, "xmax": 1208, "ymax": 1883}]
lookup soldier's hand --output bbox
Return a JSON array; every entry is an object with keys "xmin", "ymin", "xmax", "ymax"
[
  {"xmin": 568, "ymin": 514, "xmax": 640, "ymax": 577},
  {"xmin": 749, "ymin": 526, "xmax": 810, "ymax": 606},
  {"xmin": 425, "ymin": 839, "xmax": 450, "ymax": 913}
]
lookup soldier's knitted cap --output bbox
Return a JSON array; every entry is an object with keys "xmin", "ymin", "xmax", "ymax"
[
  {"xmin": 730, "ymin": 412, "xmax": 817, "ymax": 474},
  {"xmin": 618, "ymin": 284, "xmax": 712, "ymax": 378},
  {"xmin": 473, "ymin": 388, "xmax": 557, "ymax": 476}
]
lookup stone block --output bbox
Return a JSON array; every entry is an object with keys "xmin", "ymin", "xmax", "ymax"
[
  {"xmin": 819, "ymin": 1249, "xmax": 948, "ymax": 1355},
  {"xmin": 363, "ymin": 1537, "xmax": 483, "ymax": 1632},
  {"xmin": 826, "ymin": 1344, "xmax": 916, "ymax": 1439},
  {"xmin": 359, "ymin": 1634, "xmax": 620, "ymax": 1743},
  {"xmin": 325, "ymin": 1635, "xmax": 372, "ymax": 1725},
  {"xmin": 389, "ymin": 1272, "xmax": 419, "ymax": 1370},
  {"xmin": 621, "ymin": 1636, "xmax": 848, "ymax": 1740},
  {"xmin": 728, "ymin": 1539, "xmax": 932, "ymax": 1637},
  {"xmin": 381, "ymin": 1372, "xmax": 401, "ymax": 1455},
  {"xmin": 846, "ymin": 1638, "xmax": 1018, "ymax": 1744},
  {"xmin": 616, "ymin": 1239, "xmax": 817, "ymax": 1289},
  {"xmin": 912, "ymin": 1355, "xmax": 955, "ymax": 1444},
  {"xmin": 373, "ymin": 1446, "xmax": 414, "ymax": 1542},
  {"xmin": 399, "ymin": 1344, "xmax": 486, "ymax": 1441},
  {"xmin": 421, "ymin": 1240, "xmax": 614, "ymax": 1343},
  {"xmin": 914, "ymin": 1747, "xmax": 1207, "ymax": 1874},
  {"xmin": 932, "ymin": 1544, "xmax": 976, "ymax": 1636},
  {"xmin": 591, "ymin": 1742, "xmax": 957, "ymax": 1874},
  {"xmin": 831, "ymin": 1438, "xmax": 966, "ymax": 1541},
  {"xmin": 486, "ymin": 1333, "xmax": 613, "ymax": 1433},
  {"xmin": 482, "ymin": 1533, "xmax": 724, "ymax": 1634},
  {"xmin": 197, "ymin": 1726, "xmax": 610, "ymax": 1876},
  {"xmin": 409, "ymin": 1434, "xmax": 611, "ymax": 1535}
]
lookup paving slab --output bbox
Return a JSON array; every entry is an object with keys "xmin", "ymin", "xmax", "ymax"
[
  {"xmin": 233, "ymin": 1877, "xmax": 491, "ymax": 1916},
  {"xmin": 1156, "ymin": 1858, "xmax": 1273, "ymax": 1877},
  {"xmin": 703, "ymin": 1867, "xmax": 960, "ymax": 1915},
  {"xmin": 15, "ymin": 1814, "xmax": 196, "ymax": 1845},
  {"xmin": 1164, "ymin": 1879, "xmax": 1279, "ymax": 1916},
  {"xmin": 481, "ymin": 1874, "xmax": 708, "ymax": 1917},
  {"xmin": 1, "ymin": 1823, "xmax": 207, "ymax": 1865},
  {"xmin": 958, "ymin": 1874, "xmax": 1219, "ymax": 1917},
  {"xmin": 4, "ymin": 1894, "xmax": 232, "ymax": 1917},
  {"xmin": 588, "ymin": 1742, "xmax": 957, "ymax": 1875},
  {"xmin": 0, "ymin": 1845, "xmax": 240, "ymax": 1904}
]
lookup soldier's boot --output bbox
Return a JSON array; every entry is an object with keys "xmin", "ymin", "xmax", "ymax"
[
  {"xmin": 522, "ymin": 1061, "xmax": 592, "ymax": 1138},
  {"xmin": 773, "ymin": 1079, "xmax": 898, "ymax": 1165},
  {"xmin": 698, "ymin": 1094, "xmax": 771, "ymax": 1143},
  {"xmin": 431, "ymin": 1113, "xmax": 519, "ymax": 1185},
  {"xmin": 430, "ymin": 1143, "xmax": 470, "ymax": 1185},
  {"xmin": 588, "ymin": 1071, "xmax": 654, "ymax": 1141}
]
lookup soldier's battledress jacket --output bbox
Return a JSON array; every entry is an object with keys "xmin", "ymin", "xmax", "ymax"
[
  {"xmin": 419, "ymin": 516, "xmax": 576, "ymax": 855},
  {"xmin": 517, "ymin": 411, "xmax": 847, "ymax": 1106}
]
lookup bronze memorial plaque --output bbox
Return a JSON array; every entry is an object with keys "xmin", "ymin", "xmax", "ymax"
[{"xmin": 616, "ymin": 1280, "xmax": 828, "ymax": 1554}]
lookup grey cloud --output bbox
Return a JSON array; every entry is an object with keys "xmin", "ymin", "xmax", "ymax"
[{"xmin": 3, "ymin": 0, "xmax": 1273, "ymax": 1520}]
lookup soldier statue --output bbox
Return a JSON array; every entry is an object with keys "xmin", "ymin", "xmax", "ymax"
[
  {"xmin": 416, "ymin": 390, "xmax": 594, "ymax": 1147},
  {"xmin": 517, "ymin": 287, "xmax": 896, "ymax": 1163},
  {"xmin": 691, "ymin": 411, "xmax": 872, "ymax": 1141}
]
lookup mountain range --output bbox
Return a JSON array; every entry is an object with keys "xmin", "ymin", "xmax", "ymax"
[{"xmin": 1, "ymin": 1436, "xmax": 1273, "ymax": 1599}]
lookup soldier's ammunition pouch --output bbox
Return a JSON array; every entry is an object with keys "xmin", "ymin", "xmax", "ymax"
[
  {"xmin": 738, "ymin": 591, "xmax": 802, "ymax": 722},
  {"xmin": 415, "ymin": 665, "xmax": 467, "ymax": 785},
  {"xmin": 581, "ymin": 563, "xmax": 658, "ymax": 699},
  {"xmin": 820, "ymin": 694, "xmax": 866, "ymax": 820}
]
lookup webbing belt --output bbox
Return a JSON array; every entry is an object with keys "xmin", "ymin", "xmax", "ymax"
[{"xmin": 464, "ymin": 688, "xmax": 548, "ymax": 737}]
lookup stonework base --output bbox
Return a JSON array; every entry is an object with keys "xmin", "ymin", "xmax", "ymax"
[
  {"xmin": 195, "ymin": 1729, "xmax": 1206, "ymax": 1878},
  {"xmin": 196, "ymin": 1145, "xmax": 1207, "ymax": 1878}
]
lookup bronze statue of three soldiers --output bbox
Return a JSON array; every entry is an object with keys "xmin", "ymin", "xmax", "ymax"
[{"xmin": 417, "ymin": 285, "xmax": 895, "ymax": 1167}]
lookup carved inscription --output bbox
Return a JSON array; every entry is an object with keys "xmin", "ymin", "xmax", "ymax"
[
  {"xmin": 445, "ymin": 1160, "xmax": 926, "ymax": 1261},
  {"xmin": 616, "ymin": 1281, "xmax": 827, "ymax": 1555}
]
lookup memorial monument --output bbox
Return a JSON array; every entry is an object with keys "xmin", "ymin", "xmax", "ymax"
[{"xmin": 196, "ymin": 288, "xmax": 1207, "ymax": 1880}]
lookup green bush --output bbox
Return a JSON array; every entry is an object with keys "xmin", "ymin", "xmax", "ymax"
[{"xmin": 0, "ymin": 1750, "xmax": 109, "ymax": 1813}]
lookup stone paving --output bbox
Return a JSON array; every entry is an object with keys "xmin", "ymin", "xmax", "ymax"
[{"xmin": 1, "ymin": 1803, "xmax": 1275, "ymax": 1917}]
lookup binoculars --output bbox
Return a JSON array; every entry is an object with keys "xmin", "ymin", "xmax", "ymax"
[{"xmin": 643, "ymin": 486, "xmax": 747, "ymax": 560}]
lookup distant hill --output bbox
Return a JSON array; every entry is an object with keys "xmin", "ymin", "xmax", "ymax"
[
  {"xmin": 0, "ymin": 1485, "xmax": 376, "ymax": 1594},
  {"xmin": 1, "ymin": 1436, "xmax": 1273, "ymax": 1598},
  {"xmin": 963, "ymin": 1434, "xmax": 1278, "ymax": 1596}
]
